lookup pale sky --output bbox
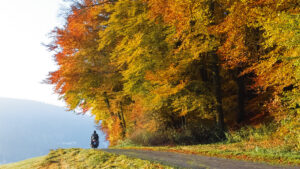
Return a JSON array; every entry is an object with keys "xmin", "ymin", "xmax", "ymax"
[{"xmin": 0, "ymin": 0, "xmax": 67, "ymax": 106}]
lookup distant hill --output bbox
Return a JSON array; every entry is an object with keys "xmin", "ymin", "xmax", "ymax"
[{"xmin": 0, "ymin": 98, "xmax": 108, "ymax": 164}]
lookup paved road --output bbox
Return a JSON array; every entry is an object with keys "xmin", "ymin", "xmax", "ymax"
[{"xmin": 102, "ymin": 149, "xmax": 300, "ymax": 169}]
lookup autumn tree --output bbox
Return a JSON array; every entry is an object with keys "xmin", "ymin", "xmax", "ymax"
[{"xmin": 48, "ymin": 0, "xmax": 299, "ymax": 146}]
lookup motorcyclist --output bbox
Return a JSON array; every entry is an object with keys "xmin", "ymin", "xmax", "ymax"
[{"xmin": 91, "ymin": 130, "xmax": 99, "ymax": 148}]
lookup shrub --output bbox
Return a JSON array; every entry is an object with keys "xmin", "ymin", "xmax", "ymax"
[
  {"xmin": 225, "ymin": 124, "xmax": 277, "ymax": 143},
  {"xmin": 128, "ymin": 125, "xmax": 224, "ymax": 146}
]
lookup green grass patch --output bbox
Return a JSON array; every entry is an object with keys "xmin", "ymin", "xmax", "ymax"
[
  {"xmin": 0, "ymin": 148, "xmax": 174, "ymax": 169},
  {"xmin": 0, "ymin": 156, "xmax": 46, "ymax": 169}
]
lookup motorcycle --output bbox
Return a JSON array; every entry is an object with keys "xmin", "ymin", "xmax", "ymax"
[{"xmin": 91, "ymin": 138, "xmax": 99, "ymax": 149}]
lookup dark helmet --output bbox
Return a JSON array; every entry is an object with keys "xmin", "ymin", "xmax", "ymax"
[{"xmin": 93, "ymin": 130, "xmax": 97, "ymax": 134}]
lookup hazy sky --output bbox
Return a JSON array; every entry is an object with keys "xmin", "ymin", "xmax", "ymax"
[{"xmin": 0, "ymin": 0, "xmax": 66, "ymax": 106}]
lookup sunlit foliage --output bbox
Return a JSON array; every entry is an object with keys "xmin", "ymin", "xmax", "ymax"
[{"xmin": 48, "ymin": 0, "xmax": 299, "ymax": 147}]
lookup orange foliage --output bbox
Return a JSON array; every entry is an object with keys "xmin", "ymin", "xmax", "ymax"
[{"xmin": 48, "ymin": 0, "xmax": 299, "ymax": 146}]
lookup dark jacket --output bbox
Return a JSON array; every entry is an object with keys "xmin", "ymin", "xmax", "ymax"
[{"xmin": 91, "ymin": 132, "xmax": 99, "ymax": 142}]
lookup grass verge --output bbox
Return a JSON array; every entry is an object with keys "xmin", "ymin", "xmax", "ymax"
[
  {"xmin": 114, "ymin": 142, "xmax": 300, "ymax": 166},
  {"xmin": 114, "ymin": 124, "xmax": 299, "ymax": 166},
  {"xmin": 0, "ymin": 148, "xmax": 174, "ymax": 169},
  {"xmin": 0, "ymin": 156, "xmax": 45, "ymax": 169}
]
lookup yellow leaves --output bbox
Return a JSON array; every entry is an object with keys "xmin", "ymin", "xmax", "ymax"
[
  {"xmin": 254, "ymin": 59, "xmax": 295, "ymax": 92},
  {"xmin": 261, "ymin": 12, "xmax": 300, "ymax": 49},
  {"xmin": 112, "ymin": 33, "xmax": 144, "ymax": 68},
  {"xmin": 172, "ymin": 96, "xmax": 193, "ymax": 117},
  {"xmin": 145, "ymin": 64, "xmax": 180, "ymax": 85},
  {"xmin": 153, "ymin": 82, "xmax": 186, "ymax": 98},
  {"xmin": 48, "ymin": 0, "xmax": 300, "ymax": 146},
  {"xmin": 248, "ymin": 11, "xmax": 300, "ymax": 94}
]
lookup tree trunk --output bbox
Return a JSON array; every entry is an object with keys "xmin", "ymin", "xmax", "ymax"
[
  {"xmin": 212, "ymin": 53, "xmax": 225, "ymax": 132},
  {"xmin": 181, "ymin": 115, "xmax": 187, "ymax": 129},
  {"xmin": 237, "ymin": 72, "xmax": 245, "ymax": 123},
  {"xmin": 103, "ymin": 92, "xmax": 114, "ymax": 116},
  {"xmin": 119, "ymin": 101, "xmax": 126, "ymax": 138},
  {"xmin": 208, "ymin": 0, "xmax": 225, "ymax": 134},
  {"xmin": 103, "ymin": 92, "xmax": 126, "ymax": 138}
]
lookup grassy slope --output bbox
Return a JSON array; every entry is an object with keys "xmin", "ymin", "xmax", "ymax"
[
  {"xmin": 0, "ymin": 148, "xmax": 174, "ymax": 169},
  {"xmin": 0, "ymin": 156, "xmax": 46, "ymax": 169}
]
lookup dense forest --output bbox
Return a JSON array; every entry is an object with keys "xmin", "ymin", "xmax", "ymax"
[{"xmin": 47, "ymin": 0, "xmax": 299, "ymax": 148}]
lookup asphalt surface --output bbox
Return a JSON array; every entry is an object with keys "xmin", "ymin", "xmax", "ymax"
[{"xmin": 102, "ymin": 149, "xmax": 300, "ymax": 169}]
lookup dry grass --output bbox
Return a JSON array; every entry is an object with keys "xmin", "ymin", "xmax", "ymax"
[{"xmin": 0, "ymin": 149, "xmax": 174, "ymax": 169}]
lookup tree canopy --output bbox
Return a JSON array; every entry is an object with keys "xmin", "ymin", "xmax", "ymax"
[{"xmin": 48, "ymin": 0, "xmax": 299, "ymax": 147}]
